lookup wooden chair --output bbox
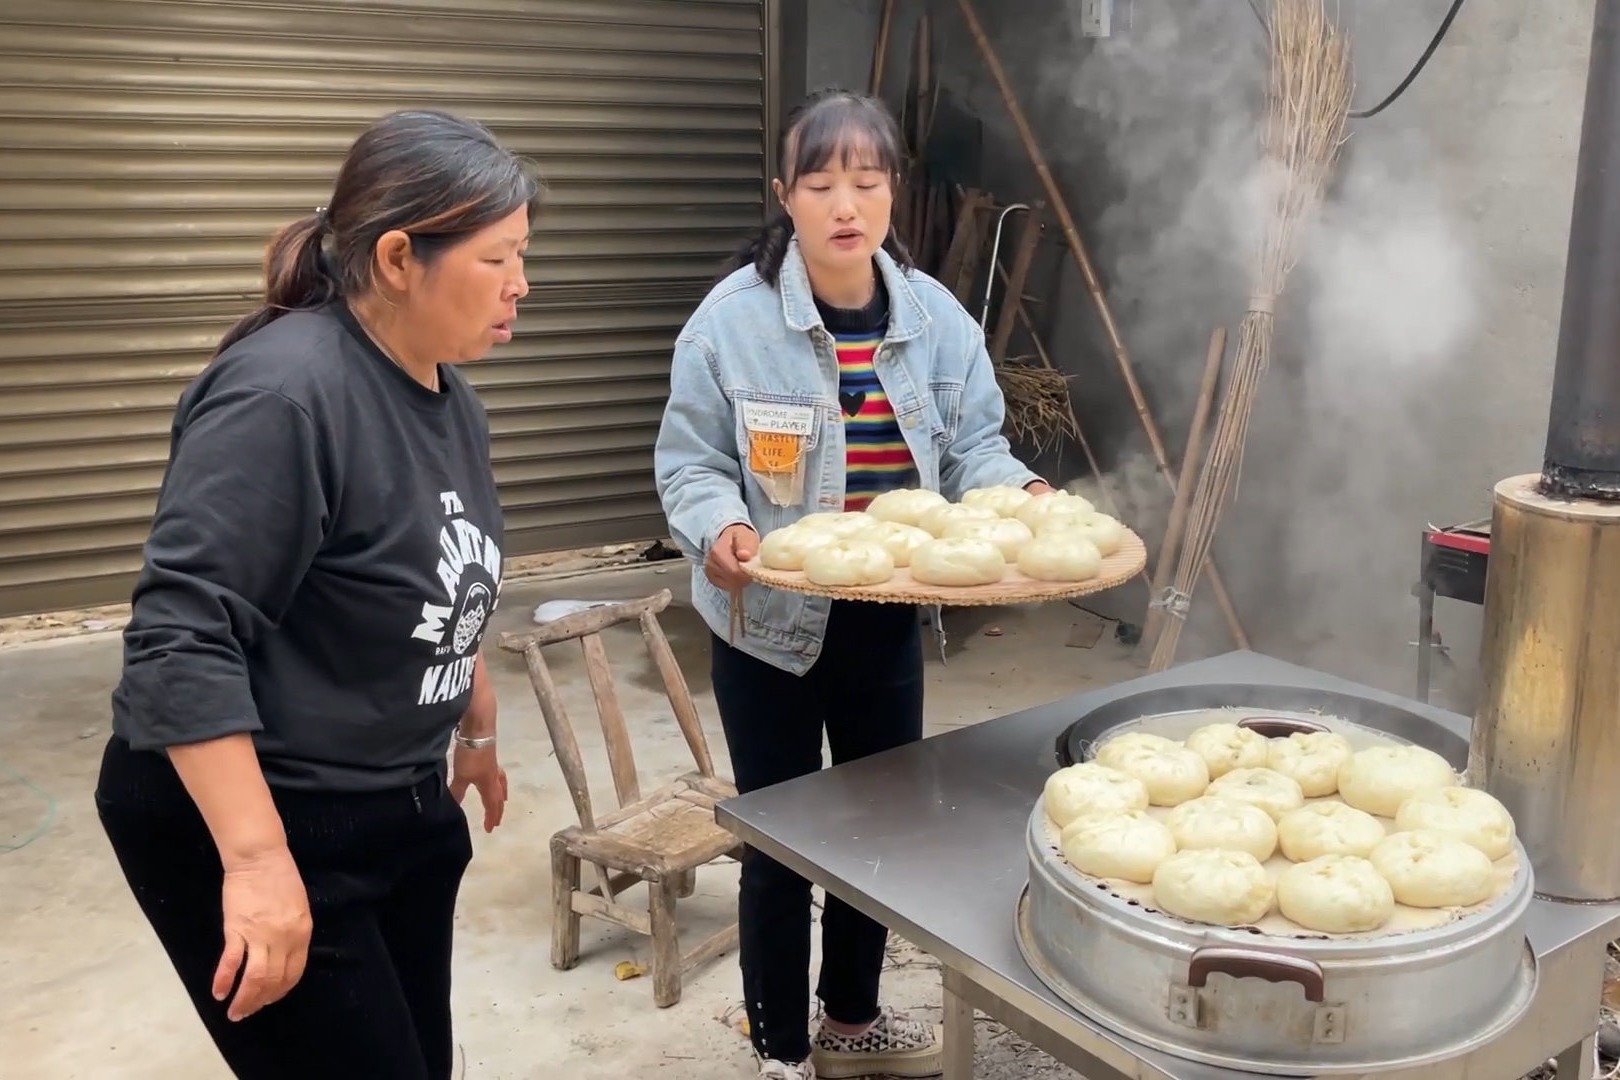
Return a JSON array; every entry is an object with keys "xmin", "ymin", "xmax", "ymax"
[{"xmin": 498, "ymin": 589, "xmax": 741, "ymax": 1007}]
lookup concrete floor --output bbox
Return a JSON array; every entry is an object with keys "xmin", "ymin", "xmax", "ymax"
[{"xmin": 0, "ymin": 564, "xmax": 1142, "ymax": 1079}]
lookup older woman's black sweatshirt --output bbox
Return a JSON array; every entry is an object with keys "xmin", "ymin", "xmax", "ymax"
[{"xmin": 110, "ymin": 302, "xmax": 504, "ymax": 792}]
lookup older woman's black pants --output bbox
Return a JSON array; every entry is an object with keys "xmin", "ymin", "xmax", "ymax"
[
  {"xmin": 711, "ymin": 600, "xmax": 925, "ymax": 1065},
  {"xmin": 93, "ymin": 735, "xmax": 472, "ymax": 1080}
]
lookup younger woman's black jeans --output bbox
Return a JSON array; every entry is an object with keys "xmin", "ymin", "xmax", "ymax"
[
  {"xmin": 711, "ymin": 600, "xmax": 925, "ymax": 1064},
  {"xmin": 93, "ymin": 735, "xmax": 472, "ymax": 1080}
]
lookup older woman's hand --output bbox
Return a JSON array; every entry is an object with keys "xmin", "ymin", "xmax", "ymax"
[
  {"xmin": 451, "ymin": 743, "xmax": 508, "ymax": 833},
  {"xmin": 214, "ymin": 845, "xmax": 313, "ymax": 1022},
  {"xmin": 1024, "ymin": 480, "xmax": 1057, "ymax": 496}
]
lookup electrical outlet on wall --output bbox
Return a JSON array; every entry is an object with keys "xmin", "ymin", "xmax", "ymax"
[{"xmin": 1079, "ymin": 0, "xmax": 1130, "ymax": 37}]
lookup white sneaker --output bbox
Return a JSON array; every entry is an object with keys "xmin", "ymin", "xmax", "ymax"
[
  {"xmin": 758, "ymin": 1059, "xmax": 816, "ymax": 1079},
  {"xmin": 811, "ymin": 1006, "xmax": 943, "ymax": 1078}
]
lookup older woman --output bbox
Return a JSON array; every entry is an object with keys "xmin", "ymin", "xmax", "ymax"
[{"xmin": 93, "ymin": 109, "xmax": 539, "ymax": 1080}]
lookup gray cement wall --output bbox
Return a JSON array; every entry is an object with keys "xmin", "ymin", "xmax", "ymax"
[{"xmin": 798, "ymin": 0, "xmax": 1595, "ymax": 710}]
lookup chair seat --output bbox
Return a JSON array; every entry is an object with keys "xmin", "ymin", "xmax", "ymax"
[{"xmin": 556, "ymin": 772, "xmax": 741, "ymax": 878}]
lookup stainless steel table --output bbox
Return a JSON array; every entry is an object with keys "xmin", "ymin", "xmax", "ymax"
[{"xmin": 715, "ymin": 651, "xmax": 1620, "ymax": 1080}]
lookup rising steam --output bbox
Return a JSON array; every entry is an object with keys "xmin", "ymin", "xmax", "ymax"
[{"xmin": 1040, "ymin": 2, "xmax": 1481, "ymax": 687}]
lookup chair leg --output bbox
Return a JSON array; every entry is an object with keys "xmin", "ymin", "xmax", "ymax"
[
  {"xmin": 551, "ymin": 838, "xmax": 582, "ymax": 971},
  {"xmin": 672, "ymin": 868, "xmax": 696, "ymax": 898},
  {"xmin": 649, "ymin": 876, "xmax": 682, "ymax": 1007}
]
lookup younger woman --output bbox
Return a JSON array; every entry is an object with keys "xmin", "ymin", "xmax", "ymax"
[{"xmin": 655, "ymin": 89, "xmax": 1050, "ymax": 1080}]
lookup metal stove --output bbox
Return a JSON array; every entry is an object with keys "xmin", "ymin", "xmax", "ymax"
[{"xmin": 718, "ymin": 653, "xmax": 1620, "ymax": 1080}]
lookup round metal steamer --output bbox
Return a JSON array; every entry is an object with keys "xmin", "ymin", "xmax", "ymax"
[{"xmin": 1019, "ymin": 684, "xmax": 1539, "ymax": 1075}]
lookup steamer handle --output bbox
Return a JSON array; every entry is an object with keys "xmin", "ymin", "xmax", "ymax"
[
  {"xmin": 1237, "ymin": 715, "xmax": 1331, "ymax": 738},
  {"xmin": 1186, "ymin": 947, "xmax": 1326, "ymax": 1003}
]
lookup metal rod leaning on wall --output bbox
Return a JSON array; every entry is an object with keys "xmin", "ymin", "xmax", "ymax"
[
  {"xmin": 988, "ymin": 202, "xmax": 1043, "ymax": 361},
  {"xmin": 956, "ymin": 0, "xmax": 1251, "ymax": 650},
  {"xmin": 1136, "ymin": 327, "xmax": 1228, "ymax": 663}
]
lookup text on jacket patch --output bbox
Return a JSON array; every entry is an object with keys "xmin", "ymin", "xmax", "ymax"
[{"xmin": 411, "ymin": 489, "xmax": 503, "ymax": 706}]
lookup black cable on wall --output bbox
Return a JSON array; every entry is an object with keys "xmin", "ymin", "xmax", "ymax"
[{"xmin": 1246, "ymin": 0, "xmax": 1470, "ymax": 120}]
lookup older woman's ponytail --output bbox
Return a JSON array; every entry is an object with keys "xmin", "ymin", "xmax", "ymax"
[{"xmin": 215, "ymin": 213, "xmax": 337, "ymax": 356}]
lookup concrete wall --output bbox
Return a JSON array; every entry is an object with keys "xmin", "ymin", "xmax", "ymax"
[{"xmin": 796, "ymin": 0, "xmax": 1596, "ymax": 710}]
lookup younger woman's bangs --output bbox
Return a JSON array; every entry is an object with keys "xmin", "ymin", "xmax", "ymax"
[{"xmin": 785, "ymin": 104, "xmax": 902, "ymax": 186}]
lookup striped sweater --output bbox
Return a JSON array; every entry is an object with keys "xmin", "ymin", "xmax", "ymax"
[{"xmin": 815, "ymin": 280, "xmax": 917, "ymax": 511}]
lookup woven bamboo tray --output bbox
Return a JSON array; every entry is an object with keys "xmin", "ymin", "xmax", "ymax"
[{"xmin": 740, "ymin": 529, "xmax": 1148, "ymax": 607}]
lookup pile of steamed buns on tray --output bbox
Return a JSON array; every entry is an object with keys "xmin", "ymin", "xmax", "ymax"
[
  {"xmin": 1043, "ymin": 723, "xmax": 1520, "ymax": 935},
  {"xmin": 756, "ymin": 487, "xmax": 1129, "ymax": 589}
]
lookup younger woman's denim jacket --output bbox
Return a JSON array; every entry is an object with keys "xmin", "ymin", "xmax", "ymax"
[{"xmin": 653, "ymin": 239, "xmax": 1042, "ymax": 674}]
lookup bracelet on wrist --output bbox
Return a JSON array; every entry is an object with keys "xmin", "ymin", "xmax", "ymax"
[{"xmin": 453, "ymin": 726, "xmax": 496, "ymax": 750}]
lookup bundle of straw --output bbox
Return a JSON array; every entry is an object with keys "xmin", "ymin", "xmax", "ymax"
[
  {"xmin": 996, "ymin": 362, "xmax": 1081, "ymax": 455},
  {"xmin": 1148, "ymin": 0, "xmax": 1352, "ymax": 672}
]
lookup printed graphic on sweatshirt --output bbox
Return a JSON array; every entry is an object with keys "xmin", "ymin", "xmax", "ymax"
[{"xmin": 411, "ymin": 489, "xmax": 503, "ymax": 706}]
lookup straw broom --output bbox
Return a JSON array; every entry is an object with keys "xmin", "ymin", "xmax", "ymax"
[{"xmin": 1148, "ymin": 0, "xmax": 1352, "ymax": 672}]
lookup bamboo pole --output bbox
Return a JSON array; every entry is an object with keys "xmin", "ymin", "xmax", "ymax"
[
  {"xmin": 868, "ymin": 0, "xmax": 895, "ymax": 97},
  {"xmin": 1136, "ymin": 327, "xmax": 1227, "ymax": 663},
  {"xmin": 956, "ymin": 0, "xmax": 1250, "ymax": 650},
  {"xmin": 908, "ymin": 13, "xmax": 932, "ymax": 243}
]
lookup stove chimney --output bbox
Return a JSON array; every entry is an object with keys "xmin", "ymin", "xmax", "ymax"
[
  {"xmin": 1542, "ymin": 0, "xmax": 1620, "ymax": 501},
  {"xmin": 1469, "ymin": 0, "xmax": 1620, "ymax": 902}
]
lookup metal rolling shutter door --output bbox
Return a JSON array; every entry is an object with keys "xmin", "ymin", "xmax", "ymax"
[{"xmin": 0, "ymin": 0, "xmax": 766, "ymax": 617}]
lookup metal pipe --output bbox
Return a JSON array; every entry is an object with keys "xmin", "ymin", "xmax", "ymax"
[
  {"xmin": 1542, "ymin": 0, "xmax": 1620, "ymax": 500},
  {"xmin": 979, "ymin": 203, "xmax": 1030, "ymax": 329}
]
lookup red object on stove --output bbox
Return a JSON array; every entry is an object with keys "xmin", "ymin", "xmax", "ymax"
[
  {"xmin": 1427, "ymin": 529, "xmax": 1490, "ymax": 556},
  {"xmin": 1415, "ymin": 519, "xmax": 1492, "ymax": 703}
]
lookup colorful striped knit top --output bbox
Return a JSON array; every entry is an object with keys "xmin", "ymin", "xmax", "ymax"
[{"xmin": 815, "ymin": 279, "xmax": 917, "ymax": 511}]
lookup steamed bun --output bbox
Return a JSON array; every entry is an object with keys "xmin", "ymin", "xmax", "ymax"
[
  {"xmin": 1276, "ymin": 855, "xmax": 1395, "ymax": 934},
  {"xmin": 1043, "ymin": 763, "xmax": 1150, "ymax": 828},
  {"xmin": 1069, "ymin": 513, "xmax": 1128, "ymax": 557},
  {"xmin": 961, "ymin": 486, "xmax": 1036, "ymax": 517},
  {"xmin": 1267, "ymin": 731, "xmax": 1354, "ymax": 798},
  {"xmin": 865, "ymin": 488, "xmax": 948, "ymax": 527},
  {"xmin": 1369, "ymin": 830, "xmax": 1494, "ymax": 908},
  {"xmin": 797, "ymin": 511, "xmax": 874, "ymax": 538},
  {"xmin": 1277, "ymin": 802, "xmax": 1386, "ymax": 862},
  {"xmin": 1206, "ymin": 767, "xmax": 1305, "ymax": 820},
  {"xmin": 758, "ymin": 524, "xmax": 837, "ymax": 570},
  {"xmin": 1015, "ymin": 492, "xmax": 1097, "ymax": 534},
  {"xmin": 942, "ymin": 516, "xmax": 1035, "ymax": 560},
  {"xmin": 853, "ymin": 520, "xmax": 934, "ymax": 567},
  {"xmin": 1016, "ymin": 534, "xmax": 1103, "ymax": 582},
  {"xmin": 1153, "ymin": 849, "xmax": 1274, "ymax": 926},
  {"xmin": 1061, "ymin": 810, "xmax": 1178, "ymax": 884},
  {"xmin": 1186, "ymin": 722, "xmax": 1270, "ymax": 779},
  {"xmin": 1394, "ymin": 787, "xmax": 1515, "ymax": 861},
  {"xmin": 1094, "ymin": 733, "xmax": 1208, "ymax": 807},
  {"xmin": 802, "ymin": 540, "xmax": 894, "ymax": 587},
  {"xmin": 909, "ymin": 538, "xmax": 1007, "ymax": 586},
  {"xmin": 919, "ymin": 503, "xmax": 998, "ymax": 538},
  {"xmin": 1164, "ymin": 796, "xmax": 1278, "ymax": 862},
  {"xmin": 1101, "ymin": 742, "xmax": 1209, "ymax": 808},
  {"xmin": 1338, "ymin": 745, "xmax": 1455, "ymax": 819},
  {"xmin": 1094, "ymin": 732, "xmax": 1179, "ymax": 768}
]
